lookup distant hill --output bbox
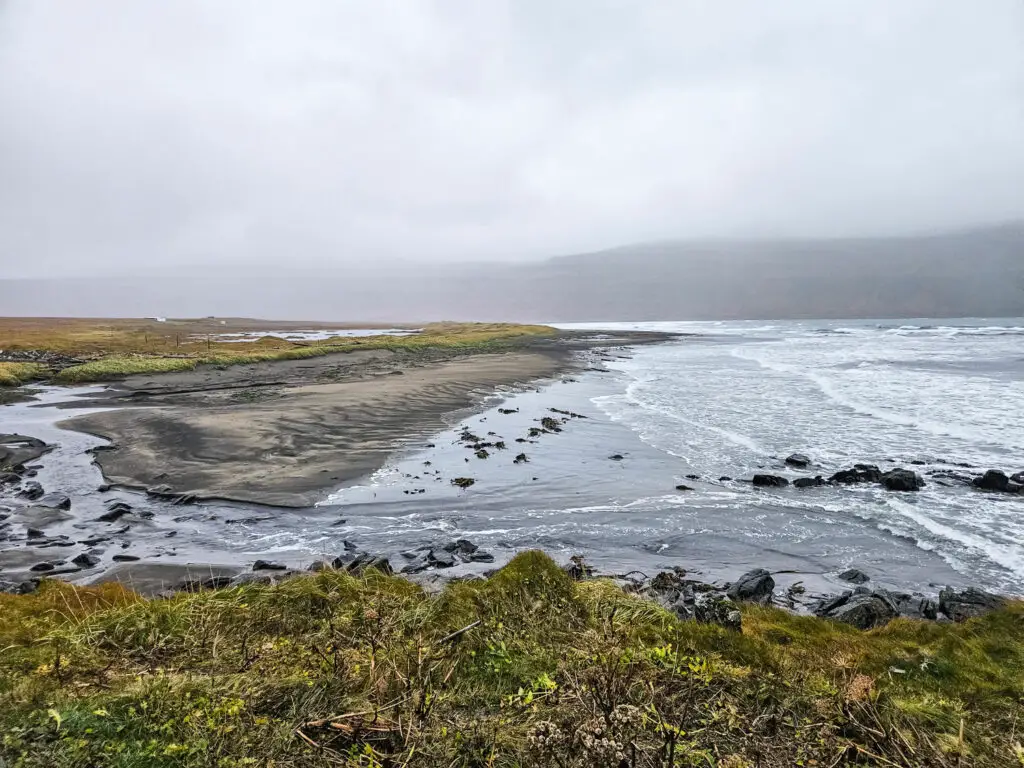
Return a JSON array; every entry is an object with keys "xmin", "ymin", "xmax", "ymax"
[
  {"xmin": 2, "ymin": 223, "xmax": 1022, "ymax": 321},
  {"xmin": 532, "ymin": 222, "xmax": 1024, "ymax": 320}
]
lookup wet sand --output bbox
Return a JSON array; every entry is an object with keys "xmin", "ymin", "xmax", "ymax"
[
  {"xmin": 64, "ymin": 351, "xmax": 569, "ymax": 507},
  {"xmin": 58, "ymin": 331, "xmax": 673, "ymax": 507}
]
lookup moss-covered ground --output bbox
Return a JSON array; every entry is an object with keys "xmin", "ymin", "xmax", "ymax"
[{"xmin": 2, "ymin": 552, "xmax": 1022, "ymax": 767}]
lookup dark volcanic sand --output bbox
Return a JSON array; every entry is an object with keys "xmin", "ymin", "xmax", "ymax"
[{"xmin": 60, "ymin": 330, "xmax": 673, "ymax": 507}]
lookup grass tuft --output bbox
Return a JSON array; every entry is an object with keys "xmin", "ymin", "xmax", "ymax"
[
  {"xmin": 2, "ymin": 552, "xmax": 1022, "ymax": 766},
  {"xmin": 0, "ymin": 362, "xmax": 47, "ymax": 387}
]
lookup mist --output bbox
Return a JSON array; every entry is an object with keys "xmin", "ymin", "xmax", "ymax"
[{"xmin": 1, "ymin": 2, "xmax": 1022, "ymax": 319}]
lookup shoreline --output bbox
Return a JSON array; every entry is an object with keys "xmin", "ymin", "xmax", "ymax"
[{"xmin": 55, "ymin": 330, "xmax": 672, "ymax": 507}]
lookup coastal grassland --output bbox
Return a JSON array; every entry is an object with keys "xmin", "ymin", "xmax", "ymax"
[
  {"xmin": 0, "ymin": 362, "xmax": 47, "ymax": 387},
  {"xmin": 2, "ymin": 553, "xmax": 1022, "ymax": 767},
  {"xmin": 0, "ymin": 317, "xmax": 555, "ymax": 384}
]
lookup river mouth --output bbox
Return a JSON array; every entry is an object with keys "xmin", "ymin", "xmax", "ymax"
[
  {"xmin": 0, "ymin": 362, "xmax": 997, "ymax": 600},
  {"xmin": 4, "ymin": 319, "xmax": 1024, "ymax": 599}
]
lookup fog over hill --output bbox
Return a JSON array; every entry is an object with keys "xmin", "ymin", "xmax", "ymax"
[{"xmin": 2, "ymin": 223, "xmax": 1022, "ymax": 322}]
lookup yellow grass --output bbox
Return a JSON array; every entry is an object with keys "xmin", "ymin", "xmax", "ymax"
[
  {"xmin": 0, "ymin": 318, "xmax": 556, "ymax": 384},
  {"xmin": 0, "ymin": 362, "xmax": 46, "ymax": 387}
]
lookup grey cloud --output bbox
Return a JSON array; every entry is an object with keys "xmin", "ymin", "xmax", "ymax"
[{"xmin": 1, "ymin": 0, "xmax": 1022, "ymax": 278}]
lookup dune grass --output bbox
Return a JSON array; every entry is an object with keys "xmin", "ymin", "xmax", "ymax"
[
  {"xmin": 52, "ymin": 356, "xmax": 200, "ymax": 383},
  {"xmin": 2, "ymin": 552, "xmax": 1022, "ymax": 767},
  {"xmin": 0, "ymin": 362, "xmax": 47, "ymax": 387},
  {"xmin": 0, "ymin": 319, "xmax": 556, "ymax": 384}
]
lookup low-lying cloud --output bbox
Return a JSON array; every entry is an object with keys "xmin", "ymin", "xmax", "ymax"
[{"xmin": 1, "ymin": 1, "xmax": 1022, "ymax": 278}]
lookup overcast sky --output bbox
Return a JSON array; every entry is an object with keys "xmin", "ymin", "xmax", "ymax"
[{"xmin": 1, "ymin": 1, "xmax": 1022, "ymax": 278}]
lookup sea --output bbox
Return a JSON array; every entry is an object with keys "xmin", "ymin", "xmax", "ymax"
[
  {"xmin": 316, "ymin": 318, "xmax": 1024, "ymax": 596},
  {"xmin": 3, "ymin": 318, "xmax": 1023, "ymax": 597}
]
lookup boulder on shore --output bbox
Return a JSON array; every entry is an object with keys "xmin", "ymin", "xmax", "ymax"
[
  {"xmin": 726, "ymin": 568, "xmax": 775, "ymax": 605},
  {"xmin": 938, "ymin": 586, "xmax": 1006, "ymax": 622},
  {"xmin": 816, "ymin": 591, "xmax": 899, "ymax": 629},
  {"xmin": 752, "ymin": 475, "xmax": 789, "ymax": 488},
  {"xmin": 880, "ymin": 468, "xmax": 925, "ymax": 491},
  {"xmin": 646, "ymin": 570, "xmax": 742, "ymax": 631},
  {"xmin": 838, "ymin": 568, "xmax": 870, "ymax": 584},
  {"xmin": 252, "ymin": 559, "xmax": 288, "ymax": 571},
  {"xmin": 71, "ymin": 552, "xmax": 101, "ymax": 569},
  {"xmin": 793, "ymin": 476, "xmax": 825, "ymax": 488},
  {"xmin": 890, "ymin": 592, "xmax": 939, "ymax": 620},
  {"xmin": 785, "ymin": 453, "xmax": 811, "ymax": 468}
]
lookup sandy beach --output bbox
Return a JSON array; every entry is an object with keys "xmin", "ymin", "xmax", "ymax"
[{"xmin": 59, "ymin": 331, "xmax": 668, "ymax": 507}]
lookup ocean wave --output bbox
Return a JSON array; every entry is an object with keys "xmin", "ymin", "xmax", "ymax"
[{"xmin": 884, "ymin": 497, "xmax": 1024, "ymax": 579}]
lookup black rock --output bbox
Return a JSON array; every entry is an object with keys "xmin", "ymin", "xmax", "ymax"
[
  {"xmin": 0, "ymin": 472, "xmax": 21, "ymax": 485},
  {"xmin": 938, "ymin": 586, "xmax": 1006, "ymax": 622},
  {"xmin": 650, "ymin": 573, "xmax": 742, "ymax": 631},
  {"xmin": 881, "ymin": 468, "xmax": 925, "ymax": 491},
  {"xmin": 252, "ymin": 559, "xmax": 288, "ymax": 571},
  {"xmin": 26, "ymin": 527, "xmax": 45, "ymax": 539},
  {"xmin": 793, "ymin": 476, "xmax": 825, "ymax": 488},
  {"xmin": 608, "ymin": 454, "xmax": 625, "ymax": 461},
  {"xmin": 929, "ymin": 469, "xmax": 974, "ymax": 486},
  {"xmin": 71, "ymin": 553, "xmax": 101, "ymax": 569},
  {"xmin": 17, "ymin": 481, "xmax": 44, "ymax": 500},
  {"xmin": 344, "ymin": 553, "xmax": 393, "ymax": 575},
  {"xmin": 890, "ymin": 592, "xmax": 939, "ymax": 620},
  {"xmin": 48, "ymin": 566, "xmax": 83, "ymax": 576},
  {"xmin": 443, "ymin": 539, "xmax": 479, "ymax": 557},
  {"xmin": 819, "ymin": 592, "xmax": 899, "ymax": 629},
  {"xmin": 829, "ymin": 464, "xmax": 882, "ymax": 484},
  {"xmin": 838, "ymin": 568, "xmax": 870, "ymax": 584},
  {"xmin": 692, "ymin": 593, "xmax": 743, "ymax": 632},
  {"xmin": 468, "ymin": 551, "xmax": 495, "ymax": 563},
  {"xmin": 718, "ymin": 476, "xmax": 732, "ymax": 482},
  {"xmin": 400, "ymin": 553, "xmax": 431, "ymax": 574},
  {"xmin": 752, "ymin": 474, "xmax": 789, "ymax": 488},
  {"xmin": 112, "ymin": 554, "xmax": 140, "ymax": 562},
  {"xmin": 0, "ymin": 578, "xmax": 40, "ymax": 595},
  {"xmin": 972, "ymin": 470, "xmax": 1011, "ymax": 492},
  {"xmin": 564, "ymin": 555, "xmax": 594, "ymax": 581},
  {"xmin": 674, "ymin": 484, "xmax": 694, "ymax": 491},
  {"xmin": 427, "ymin": 550, "xmax": 457, "ymax": 568},
  {"xmin": 96, "ymin": 506, "xmax": 132, "ymax": 523},
  {"xmin": 30, "ymin": 562, "xmax": 57, "ymax": 572},
  {"xmin": 685, "ymin": 474, "xmax": 701, "ymax": 480},
  {"xmin": 785, "ymin": 453, "xmax": 812, "ymax": 468},
  {"xmin": 1011, "ymin": 471, "xmax": 1024, "ymax": 485},
  {"xmin": 726, "ymin": 568, "xmax": 775, "ymax": 604},
  {"xmin": 36, "ymin": 493, "xmax": 71, "ymax": 510}
]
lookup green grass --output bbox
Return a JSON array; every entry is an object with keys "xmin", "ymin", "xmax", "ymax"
[
  {"xmin": 0, "ymin": 362, "xmax": 47, "ymax": 387},
  {"xmin": 53, "ymin": 356, "xmax": 199, "ymax": 383},
  {"xmin": 46, "ymin": 323, "xmax": 556, "ymax": 383},
  {"xmin": 2, "ymin": 552, "xmax": 1022, "ymax": 767}
]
